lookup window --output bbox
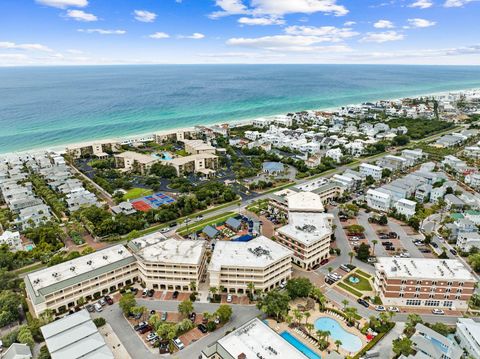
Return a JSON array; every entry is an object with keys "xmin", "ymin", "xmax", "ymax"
[
  {"xmin": 406, "ymin": 299, "xmax": 421, "ymax": 306},
  {"xmin": 443, "ymin": 301, "xmax": 453, "ymax": 307},
  {"xmin": 447, "ymin": 281, "xmax": 453, "ymax": 286},
  {"xmin": 424, "ymin": 300, "xmax": 440, "ymax": 307}
]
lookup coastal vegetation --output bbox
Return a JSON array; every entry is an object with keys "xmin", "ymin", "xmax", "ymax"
[{"xmin": 387, "ymin": 118, "xmax": 454, "ymax": 140}]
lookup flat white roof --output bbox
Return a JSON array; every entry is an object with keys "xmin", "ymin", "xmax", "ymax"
[
  {"xmin": 278, "ymin": 212, "xmax": 332, "ymax": 245},
  {"xmin": 287, "ymin": 191, "xmax": 324, "ymax": 212},
  {"xmin": 209, "ymin": 236, "xmax": 292, "ymax": 271},
  {"xmin": 360, "ymin": 163, "xmax": 382, "ymax": 170},
  {"xmin": 397, "ymin": 198, "xmax": 417, "ymax": 206},
  {"xmin": 367, "ymin": 188, "xmax": 391, "ymax": 199},
  {"xmin": 135, "ymin": 238, "xmax": 205, "ymax": 265},
  {"xmin": 375, "ymin": 257, "xmax": 475, "ymax": 281},
  {"xmin": 216, "ymin": 318, "xmax": 307, "ymax": 359},
  {"xmin": 27, "ymin": 245, "xmax": 133, "ymax": 295}
]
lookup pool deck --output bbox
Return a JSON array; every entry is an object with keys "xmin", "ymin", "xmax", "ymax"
[{"xmin": 266, "ymin": 300, "xmax": 368, "ymax": 358}]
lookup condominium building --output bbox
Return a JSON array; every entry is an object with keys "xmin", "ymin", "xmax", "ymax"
[
  {"xmin": 360, "ymin": 163, "xmax": 383, "ymax": 180},
  {"xmin": 128, "ymin": 235, "xmax": 207, "ymax": 292},
  {"xmin": 374, "ymin": 257, "xmax": 475, "ymax": 309},
  {"xmin": 410, "ymin": 323, "xmax": 462, "ymax": 359},
  {"xmin": 66, "ymin": 141, "xmax": 120, "ymax": 159},
  {"xmin": 163, "ymin": 153, "xmax": 219, "ymax": 177},
  {"xmin": 181, "ymin": 139, "xmax": 216, "ymax": 155},
  {"xmin": 202, "ymin": 318, "xmax": 308, "ymax": 359},
  {"xmin": 393, "ymin": 198, "xmax": 417, "ymax": 219},
  {"xmin": 25, "ymin": 245, "xmax": 138, "ymax": 316},
  {"xmin": 366, "ymin": 189, "xmax": 392, "ymax": 212},
  {"xmin": 456, "ymin": 318, "xmax": 480, "ymax": 359},
  {"xmin": 208, "ymin": 236, "xmax": 293, "ymax": 294},
  {"xmin": 114, "ymin": 151, "xmax": 158, "ymax": 174}
]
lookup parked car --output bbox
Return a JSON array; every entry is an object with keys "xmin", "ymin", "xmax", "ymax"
[
  {"xmin": 325, "ymin": 277, "xmax": 336, "ymax": 285},
  {"xmin": 431, "ymin": 242, "xmax": 438, "ymax": 248},
  {"xmin": 367, "ymin": 257, "xmax": 377, "ymax": 263},
  {"xmin": 420, "ymin": 248, "xmax": 432, "ymax": 253},
  {"xmin": 189, "ymin": 312, "xmax": 197, "ymax": 322},
  {"xmin": 94, "ymin": 303, "xmax": 103, "ymax": 312},
  {"xmin": 340, "ymin": 264, "xmax": 352, "ymax": 272},
  {"xmin": 142, "ymin": 288, "xmax": 148, "ymax": 297},
  {"xmin": 320, "ymin": 258, "xmax": 329, "ymax": 265},
  {"xmin": 381, "ymin": 241, "xmax": 392, "ymax": 246},
  {"xmin": 134, "ymin": 321, "xmax": 148, "ymax": 331},
  {"xmin": 105, "ymin": 296, "xmax": 113, "ymax": 305},
  {"xmin": 226, "ymin": 294, "xmax": 233, "ymax": 303},
  {"xmin": 357, "ymin": 298, "xmax": 370, "ymax": 308},
  {"xmin": 139, "ymin": 325, "xmax": 152, "ymax": 334},
  {"xmin": 161, "ymin": 312, "xmax": 168, "ymax": 321},
  {"xmin": 387, "ymin": 306, "xmax": 400, "ymax": 312},
  {"xmin": 169, "ymin": 222, "xmax": 177, "ymax": 228},
  {"xmin": 450, "ymin": 249, "xmax": 458, "ymax": 256},
  {"xmin": 146, "ymin": 333, "xmax": 159, "ymax": 342},
  {"xmin": 160, "ymin": 227, "xmax": 169, "ymax": 233},
  {"xmin": 86, "ymin": 304, "xmax": 95, "ymax": 313},
  {"xmin": 98, "ymin": 298, "xmax": 106, "ymax": 306},
  {"xmin": 198, "ymin": 324, "xmax": 208, "ymax": 333},
  {"xmin": 375, "ymin": 305, "xmax": 385, "ymax": 311},
  {"xmin": 432, "ymin": 309, "xmax": 445, "ymax": 315},
  {"xmin": 279, "ymin": 281, "xmax": 286, "ymax": 289},
  {"xmin": 173, "ymin": 338, "xmax": 185, "ymax": 350},
  {"xmin": 148, "ymin": 289, "xmax": 154, "ymax": 297},
  {"xmin": 172, "ymin": 291, "xmax": 179, "ymax": 299},
  {"xmin": 133, "ymin": 312, "xmax": 142, "ymax": 320}
]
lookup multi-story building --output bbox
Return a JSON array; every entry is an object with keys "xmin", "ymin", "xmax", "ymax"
[
  {"xmin": 393, "ymin": 198, "xmax": 417, "ymax": 219},
  {"xmin": 360, "ymin": 163, "xmax": 383, "ymax": 180},
  {"xmin": 202, "ymin": 318, "xmax": 308, "ymax": 359},
  {"xmin": 66, "ymin": 141, "xmax": 120, "ymax": 159},
  {"xmin": 25, "ymin": 245, "xmax": 138, "ymax": 316},
  {"xmin": 456, "ymin": 318, "xmax": 480, "ymax": 359},
  {"xmin": 208, "ymin": 236, "xmax": 293, "ymax": 294},
  {"xmin": 181, "ymin": 139, "xmax": 216, "ymax": 155},
  {"xmin": 410, "ymin": 323, "xmax": 462, "ymax": 359},
  {"xmin": 163, "ymin": 153, "xmax": 219, "ymax": 177},
  {"xmin": 374, "ymin": 257, "xmax": 475, "ymax": 310},
  {"xmin": 128, "ymin": 235, "xmax": 207, "ymax": 292},
  {"xmin": 114, "ymin": 151, "xmax": 158, "ymax": 174},
  {"xmin": 366, "ymin": 189, "xmax": 392, "ymax": 212},
  {"xmin": 0, "ymin": 230, "xmax": 23, "ymax": 251}
]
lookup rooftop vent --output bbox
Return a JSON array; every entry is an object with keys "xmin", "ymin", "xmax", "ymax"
[
  {"xmin": 33, "ymin": 279, "xmax": 40, "ymax": 284},
  {"xmin": 248, "ymin": 246, "xmax": 271, "ymax": 257},
  {"xmin": 295, "ymin": 224, "xmax": 317, "ymax": 233},
  {"xmin": 118, "ymin": 249, "xmax": 123, "ymax": 255},
  {"xmin": 70, "ymin": 266, "xmax": 75, "ymax": 271},
  {"xmin": 103, "ymin": 255, "xmax": 108, "ymax": 260},
  {"xmin": 52, "ymin": 272, "xmax": 59, "ymax": 278},
  {"xmin": 87, "ymin": 260, "xmax": 92, "ymax": 265}
]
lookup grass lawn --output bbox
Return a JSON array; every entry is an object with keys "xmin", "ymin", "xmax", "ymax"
[
  {"xmin": 342, "ymin": 274, "xmax": 373, "ymax": 292},
  {"xmin": 14, "ymin": 262, "xmax": 46, "ymax": 275},
  {"xmin": 178, "ymin": 212, "xmax": 235, "ymax": 236},
  {"xmin": 355, "ymin": 269, "xmax": 373, "ymax": 279},
  {"xmin": 337, "ymin": 282, "xmax": 363, "ymax": 297},
  {"xmin": 123, "ymin": 187, "xmax": 153, "ymax": 200}
]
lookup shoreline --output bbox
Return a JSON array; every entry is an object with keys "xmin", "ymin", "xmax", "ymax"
[{"xmin": 1, "ymin": 86, "xmax": 478, "ymax": 156}]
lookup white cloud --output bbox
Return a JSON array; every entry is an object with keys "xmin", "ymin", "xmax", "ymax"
[
  {"xmin": 211, "ymin": 0, "xmax": 348, "ymax": 18},
  {"xmin": 78, "ymin": 29, "xmax": 126, "ymax": 35},
  {"xmin": 0, "ymin": 41, "xmax": 53, "ymax": 52},
  {"xmin": 66, "ymin": 49, "xmax": 83, "ymax": 54},
  {"xmin": 344, "ymin": 21, "xmax": 356, "ymax": 26},
  {"xmin": 65, "ymin": 9, "xmax": 97, "ymax": 22},
  {"xmin": 408, "ymin": 0, "xmax": 434, "ymax": 8},
  {"xmin": 133, "ymin": 10, "xmax": 157, "ymax": 23},
  {"xmin": 406, "ymin": 18, "xmax": 436, "ymax": 28},
  {"xmin": 374, "ymin": 20, "xmax": 395, "ymax": 29},
  {"xmin": 444, "ymin": 0, "xmax": 477, "ymax": 7},
  {"xmin": 35, "ymin": 0, "xmax": 87, "ymax": 8},
  {"xmin": 179, "ymin": 33, "xmax": 205, "ymax": 39},
  {"xmin": 284, "ymin": 25, "xmax": 359, "ymax": 40},
  {"xmin": 360, "ymin": 31, "xmax": 404, "ymax": 43},
  {"xmin": 238, "ymin": 17, "xmax": 285, "ymax": 25},
  {"xmin": 149, "ymin": 32, "xmax": 170, "ymax": 39}
]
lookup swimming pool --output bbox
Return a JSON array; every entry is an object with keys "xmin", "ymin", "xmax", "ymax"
[
  {"xmin": 314, "ymin": 317, "xmax": 362, "ymax": 353},
  {"xmin": 280, "ymin": 331, "xmax": 322, "ymax": 359},
  {"xmin": 151, "ymin": 152, "xmax": 173, "ymax": 161}
]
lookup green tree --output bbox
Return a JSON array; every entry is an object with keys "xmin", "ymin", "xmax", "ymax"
[
  {"xmin": 38, "ymin": 345, "xmax": 51, "ymax": 359},
  {"xmin": 178, "ymin": 299, "xmax": 194, "ymax": 317},
  {"xmin": 348, "ymin": 251, "xmax": 354, "ymax": 264},
  {"xmin": 119, "ymin": 293, "xmax": 136, "ymax": 316},
  {"xmin": 372, "ymin": 240, "xmax": 378, "ymax": 256},
  {"xmin": 381, "ymin": 168, "xmax": 392, "ymax": 179},
  {"xmin": 216, "ymin": 304, "xmax": 233, "ymax": 323},
  {"xmin": 345, "ymin": 224, "xmax": 365, "ymax": 234},
  {"xmin": 392, "ymin": 135, "xmax": 411, "ymax": 146},
  {"xmin": 257, "ymin": 291, "xmax": 290, "ymax": 321},
  {"xmin": 0, "ymin": 290, "xmax": 21, "ymax": 326},
  {"xmin": 286, "ymin": 278, "xmax": 313, "ymax": 299},
  {"xmin": 356, "ymin": 243, "xmax": 371, "ymax": 261},
  {"xmin": 334, "ymin": 339, "xmax": 342, "ymax": 353},
  {"xmin": 393, "ymin": 337, "xmax": 414, "ymax": 356}
]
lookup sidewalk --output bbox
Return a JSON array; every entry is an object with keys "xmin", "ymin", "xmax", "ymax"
[{"xmin": 99, "ymin": 323, "xmax": 132, "ymax": 359}]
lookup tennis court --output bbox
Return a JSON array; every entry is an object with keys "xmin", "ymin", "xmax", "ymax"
[{"xmin": 131, "ymin": 192, "xmax": 176, "ymax": 212}]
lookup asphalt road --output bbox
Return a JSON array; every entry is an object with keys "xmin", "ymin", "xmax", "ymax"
[
  {"xmin": 92, "ymin": 300, "xmax": 261, "ymax": 359},
  {"xmin": 357, "ymin": 211, "xmax": 387, "ymax": 257}
]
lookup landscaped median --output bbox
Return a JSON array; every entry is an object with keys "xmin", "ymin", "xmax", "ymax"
[
  {"xmin": 177, "ymin": 212, "xmax": 235, "ymax": 236},
  {"xmin": 336, "ymin": 269, "xmax": 374, "ymax": 298}
]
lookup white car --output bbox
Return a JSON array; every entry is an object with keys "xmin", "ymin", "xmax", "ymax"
[
  {"xmin": 331, "ymin": 272, "xmax": 342, "ymax": 280},
  {"xmin": 387, "ymin": 306, "xmax": 400, "ymax": 312},
  {"xmin": 146, "ymin": 333, "xmax": 158, "ymax": 342},
  {"xmin": 432, "ymin": 309, "xmax": 445, "ymax": 315},
  {"xmin": 94, "ymin": 303, "xmax": 103, "ymax": 312},
  {"xmin": 375, "ymin": 305, "xmax": 386, "ymax": 311},
  {"xmin": 98, "ymin": 298, "xmax": 106, "ymax": 306},
  {"xmin": 173, "ymin": 338, "xmax": 184, "ymax": 350},
  {"xmin": 160, "ymin": 228, "xmax": 169, "ymax": 233},
  {"xmin": 279, "ymin": 281, "xmax": 286, "ymax": 289},
  {"xmin": 226, "ymin": 294, "xmax": 233, "ymax": 303}
]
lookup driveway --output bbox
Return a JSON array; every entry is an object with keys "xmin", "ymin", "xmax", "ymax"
[
  {"xmin": 357, "ymin": 211, "xmax": 387, "ymax": 257},
  {"xmin": 387, "ymin": 220, "xmax": 425, "ymax": 258},
  {"xmin": 92, "ymin": 300, "xmax": 261, "ymax": 359}
]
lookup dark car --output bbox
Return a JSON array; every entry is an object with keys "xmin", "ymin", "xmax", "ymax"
[
  {"xmin": 139, "ymin": 325, "xmax": 152, "ymax": 334},
  {"xmin": 357, "ymin": 298, "xmax": 370, "ymax": 308},
  {"xmin": 148, "ymin": 289, "xmax": 155, "ymax": 297},
  {"xmin": 431, "ymin": 242, "xmax": 438, "ymax": 248},
  {"xmin": 172, "ymin": 291, "xmax": 179, "ymax": 299},
  {"xmin": 86, "ymin": 304, "xmax": 95, "ymax": 313},
  {"xmin": 134, "ymin": 321, "xmax": 148, "ymax": 331},
  {"xmin": 450, "ymin": 249, "xmax": 458, "ymax": 256},
  {"xmin": 169, "ymin": 222, "xmax": 177, "ymax": 228},
  {"xmin": 325, "ymin": 277, "xmax": 335, "ymax": 285},
  {"xmin": 320, "ymin": 258, "xmax": 329, "ymax": 265},
  {"xmin": 197, "ymin": 324, "xmax": 208, "ymax": 333},
  {"xmin": 381, "ymin": 241, "xmax": 392, "ymax": 246},
  {"xmin": 105, "ymin": 296, "xmax": 113, "ymax": 305},
  {"xmin": 189, "ymin": 312, "xmax": 197, "ymax": 322},
  {"xmin": 420, "ymin": 248, "xmax": 431, "ymax": 253},
  {"xmin": 133, "ymin": 312, "xmax": 142, "ymax": 320}
]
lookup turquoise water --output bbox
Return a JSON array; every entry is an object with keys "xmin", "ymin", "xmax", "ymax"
[
  {"xmin": 314, "ymin": 317, "xmax": 362, "ymax": 353},
  {"xmin": 280, "ymin": 331, "xmax": 322, "ymax": 359},
  {"xmin": 1, "ymin": 65, "xmax": 480, "ymax": 153},
  {"xmin": 152, "ymin": 152, "xmax": 173, "ymax": 160}
]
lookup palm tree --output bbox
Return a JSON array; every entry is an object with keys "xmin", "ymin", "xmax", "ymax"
[
  {"xmin": 348, "ymin": 251, "xmax": 354, "ymax": 264},
  {"xmin": 304, "ymin": 311, "xmax": 311, "ymax": 325},
  {"xmin": 305, "ymin": 323, "xmax": 314, "ymax": 335},
  {"xmin": 327, "ymin": 266, "xmax": 333, "ymax": 274},
  {"xmin": 219, "ymin": 285, "xmax": 225, "ymax": 294},
  {"xmin": 342, "ymin": 299, "xmax": 349, "ymax": 310},
  {"xmin": 247, "ymin": 282, "xmax": 256, "ymax": 295},
  {"xmin": 190, "ymin": 281, "xmax": 197, "ymax": 292},
  {"xmin": 335, "ymin": 339, "xmax": 342, "ymax": 352},
  {"xmin": 372, "ymin": 240, "xmax": 378, "ymax": 255},
  {"xmin": 285, "ymin": 315, "xmax": 293, "ymax": 325},
  {"xmin": 209, "ymin": 287, "xmax": 217, "ymax": 296},
  {"xmin": 293, "ymin": 309, "xmax": 303, "ymax": 325}
]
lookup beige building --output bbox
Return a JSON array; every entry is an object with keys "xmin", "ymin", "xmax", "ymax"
[
  {"xmin": 114, "ymin": 151, "xmax": 158, "ymax": 174},
  {"xmin": 162, "ymin": 153, "xmax": 219, "ymax": 177},
  {"xmin": 25, "ymin": 245, "xmax": 138, "ymax": 316},
  {"xmin": 208, "ymin": 236, "xmax": 293, "ymax": 294},
  {"xmin": 182, "ymin": 139, "xmax": 216, "ymax": 155},
  {"xmin": 275, "ymin": 191, "xmax": 333, "ymax": 270},
  {"xmin": 374, "ymin": 257, "xmax": 476, "ymax": 310},
  {"xmin": 66, "ymin": 141, "xmax": 120, "ymax": 159},
  {"xmin": 128, "ymin": 234, "xmax": 207, "ymax": 291},
  {"xmin": 154, "ymin": 128, "xmax": 196, "ymax": 143}
]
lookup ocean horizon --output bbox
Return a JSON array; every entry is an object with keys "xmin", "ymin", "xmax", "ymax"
[{"xmin": 1, "ymin": 64, "xmax": 480, "ymax": 154}]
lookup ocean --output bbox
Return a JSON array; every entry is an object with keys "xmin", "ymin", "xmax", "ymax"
[{"xmin": 1, "ymin": 64, "xmax": 480, "ymax": 153}]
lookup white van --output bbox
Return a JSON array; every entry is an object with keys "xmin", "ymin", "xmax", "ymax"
[{"xmin": 94, "ymin": 303, "xmax": 103, "ymax": 312}]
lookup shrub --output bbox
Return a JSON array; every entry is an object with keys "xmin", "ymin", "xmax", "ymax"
[{"xmin": 93, "ymin": 317, "xmax": 106, "ymax": 328}]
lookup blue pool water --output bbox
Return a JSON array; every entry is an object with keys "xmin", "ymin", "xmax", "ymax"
[
  {"xmin": 25, "ymin": 244, "xmax": 34, "ymax": 251},
  {"xmin": 314, "ymin": 317, "xmax": 362, "ymax": 353},
  {"xmin": 280, "ymin": 331, "xmax": 321, "ymax": 359},
  {"xmin": 152, "ymin": 152, "xmax": 173, "ymax": 161}
]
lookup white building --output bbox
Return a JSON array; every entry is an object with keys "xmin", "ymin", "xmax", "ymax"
[
  {"xmin": 325, "ymin": 148, "xmax": 343, "ymax": 163},
  {"xmin": 202, "ymin": 318, "xmax": 309, "ymax": 359},
  {"xmin": 360, "ymin": 163, "xmax": 383, "ymax": 180},
  {"xmin": 366, "ymin": 189, "xmax": 392, "ymax": 212},
  {"xmin": 457, "ymin": 232, "xmax": 480, "ymax": 252},
  {"xmin": 456, "ymin": 318, "xmax": 480, "ymax": 359},
  {"xmin": 208, "ymin": 236, "xmax": 293, "ymax": 294},
  {"xmin": 394, "ymin": 198, "xmax": 417, "ymax": 219},
  {"xmin": 0, "ymin": 230, "xmax": 23, "ymax": 251}
]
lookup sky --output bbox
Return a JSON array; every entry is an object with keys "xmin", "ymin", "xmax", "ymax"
[{"xmin": 0, "ymin": 0, "xmax": 479, "ymax": 66}]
